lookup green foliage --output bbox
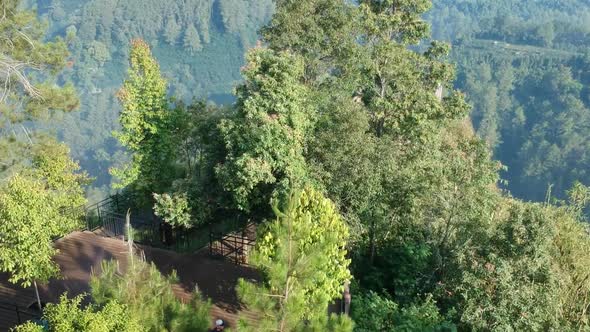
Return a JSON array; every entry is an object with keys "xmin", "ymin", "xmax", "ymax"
[
  {"xmin": 425, "ymin": 0, "xmax": 590, "ymax": 201},
  {"xmin": 27, "ymin": 0, "xmax": 273, "ymax": 193},
  {"xmin": 164, "ymin": 100, "xmax": 232, "ymax": 225},
  {"xmin": 352, "ymin": 0, "xmax": 466, "ymax": 140},
  {"xmin": 351, "ymin": 291, "xmax": 455, "ymax": 332},
  {"xmin": 216, "ymin": 48, "xmax": 311, "ymax": 212},
  {"xmin": 0, "ymin": 175, "xmax": 62, "ymax": 287},
  {"xmin": 299, "ymin": 314, "xmax": 355, "ymax": 332},
  {"xmin": 566, "ymin": 181, "xmax": 590, "ymax": 215},
  {"xmin": 12, "ymin": 294, "xmax": 141, "ymax": 332},
  {"xmin": 258, "ymin": 1, "xmax": 590, "ymax": 331},
  {"xmin": 237, "ymin": 187, "xmax": 352, "ymax": 331},
  {"xmin": 0, "ymin": 0, "xmax": 79, "ymax": 124},
  {"xmin": 12, "ymin": 1, "xmax": 590, "ymax": 331},
  {"xmin": 163, "ymin": 18, "xmax": 182, "ymax": 45},
  {"xmin": 112, "ymin": 39, "xmax": 176, "ymax": 193},
  {"xmin": 457, "ymin": 201, "xmax": 558, "ymax": 330},
  {"xmin": 183, "ymin": 25, "xmax": 202, "ymax": 54},
  {"xmin": 153, "ymin": 192, "xmax": 193, "ymax": 228},
  {"xmin": 428, "ymin": 0, "xmax": 590, "ymax": 52},
  {"xmin": 0, "ymin": 141, "xmax": 89, "ymax": 287},
  {"xmin": 87, "ymin": 41, "xmax": 111, "ymax": 65},
  {"xmin": 261, "ymin": 0, "xmax": 355, "ymax": 82},
  {"xmin": 90, "ymin": 259, "xmax": 210, "ymax": 332}
]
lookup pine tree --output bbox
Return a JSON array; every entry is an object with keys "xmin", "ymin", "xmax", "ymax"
[
  {"xmin": 163, "ymin": 17, "xmax": 182, "ymax": 45},
  {"xmin": 237, "ymin": 187, "xmax": 353, "ymax": 331},
  {"xmin": 183, "ymin": 25, "xmax": 202, "ymax": 53},
  {"xmin": 13, "ymin": 294, "xmax": 141, "ymax": 332},
  {"xmin": 90, "ymin": 258, "xmax": 210, "ymax": 332},
  {"xmin": 0, "ymin": 0, "xmax": 78, "ymax": 124}
]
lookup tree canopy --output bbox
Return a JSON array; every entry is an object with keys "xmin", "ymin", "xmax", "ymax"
[
  {"xmin": 0, "ymin": 141, "xmax": 88, "ymax": 288},
  {"xmin": 8, "ymin": 0, "xmax": 590, "ymax": 331}
]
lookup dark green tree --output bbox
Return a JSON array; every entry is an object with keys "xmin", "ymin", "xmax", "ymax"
[{"xmin": 216, "ymin": 48, "xmax": 311, "ymax": 212}]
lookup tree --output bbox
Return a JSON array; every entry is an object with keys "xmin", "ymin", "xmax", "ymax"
[
  {"xmin": 13, "ymin": 294, "xmax": 141, "ymax": 332},
  {"xmin": 111, "ymin": 39, "xmax": 177, "ymax": 195},
  {"xmin": 90, "ymin": 258, "xmax": 210, "ymax": 332},
  {"xmin": 237, "ymin": 187, "xmax": 352, "ymax": 331},
  {"xmin": 87, "ymin": 41, "xmax": 111, "ymax": 66},
  {"xmin": 261, "ymin": 0, "xmax": 355, "ymax": 83},
  {"xmin": 0, "ymin": 0, "xmax": 78, "ymax": 124},
  {"xmin": 161, "ymin": 100, "xmax": 233, "ymax": 226},
  {"xmin": 153, "ymin": 192, "xmax": 193, "ymax": 228},
  {"xmin": 216, "ymin": 48, "xmax": 311, "ymax": 212},
  {"xmin": 351, "ymin": 291, "xmax": 455, "ymax": 332},
  {"xmin": 183, "ymin": 25, "xmax": 202, "ymax": 53},
  {"xmin": 0, "ymin": 0, "xmax": 79, "ymax": 178},
  {"xmin": 163, "ymin": 17, "xmax": 182, "ymax": 45},
  {"xmin": 0, "ymin": 141, "xmax": 89, "ymax": 310},
  {"xmin": 353, "ymin": 1, "xmax": 465, "ymax": 140}
]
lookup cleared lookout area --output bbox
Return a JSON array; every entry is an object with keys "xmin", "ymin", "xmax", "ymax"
[{"xmin": 0, "ymin": 230, "xmax": 259, "ymax": 331}]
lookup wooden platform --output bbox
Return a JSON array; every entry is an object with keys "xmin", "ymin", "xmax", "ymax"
[{"xmin": 0, "ymin": 231, "xmax": 259, "ymax": 331}]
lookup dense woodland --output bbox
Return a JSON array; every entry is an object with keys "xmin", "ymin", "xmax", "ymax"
[
  {"xmin": 16, "ymin": 0, "xmax": 274, "ymax": 199},
  {"xmin": 3, "ymin": 0, "xmax": 590, "ymax": 331},
  {"xmin": 428, "ymin": 0, "xmax": 590, "ymax": 200},
  {"xmin": 12, "ymin": 0, "xmax": 590, "ymax": 202}
]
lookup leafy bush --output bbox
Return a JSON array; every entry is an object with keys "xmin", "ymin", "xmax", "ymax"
[
  {"xmin": 351, "ymin": 291, "xmax": 455, "ymax": 332},
  {"xmin": 13, "ymin": 294, "xmax": 140, "ymax": 332},
  {"xmin": 153, "ymin": 192, "xmax": 193, "ymax": 228}
]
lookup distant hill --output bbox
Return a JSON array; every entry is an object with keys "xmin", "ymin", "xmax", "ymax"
[{"xmin": 428, "ymin": 0, "xmax": 590, "ymax": 201}]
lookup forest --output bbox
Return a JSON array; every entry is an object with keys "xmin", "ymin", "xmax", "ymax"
[
  {"xmin": 3, "ymin": 0, "xmax": 590, "ymax": 331},
  {"xmin": 428, "ymin": 0, "xmax": 590, "ymax": 200},
  {"xmin": 17, "ymin": 0, "xmax": 274, "ymax": 200},
  {"xmin": 10, "ymin": 0, "xmax": 590, "ymax": 203}
]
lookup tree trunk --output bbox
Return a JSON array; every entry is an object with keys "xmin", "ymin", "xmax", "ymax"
[
  {"xmin": 369, "ymin": 219, "xmax": 376, "ymax": 265},
  {"xmin": 33, "ymin": 280, "xmax": 42, "ymax": 311}
]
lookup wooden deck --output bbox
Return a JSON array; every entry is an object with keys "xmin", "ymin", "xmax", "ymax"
[{"xmin": 0, "ymin": 231, "xmax": 259, "ymax": 331}]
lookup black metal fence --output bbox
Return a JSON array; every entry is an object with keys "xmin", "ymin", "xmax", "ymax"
[
  {"xmin": 83, "ymin": 209, "xmax": 214, "ymax": 254},
  {"xmin": 209, "ymin": 221, "xmax": 256, "ymax": 265},
  {"xmin": 65, "ymin": 192, "xmax": 256, "ymax": 256}
]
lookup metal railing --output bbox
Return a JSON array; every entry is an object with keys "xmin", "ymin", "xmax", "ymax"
[{"xmin": 209, "ymin": 222, "xmax": 256, "ymax": 265}]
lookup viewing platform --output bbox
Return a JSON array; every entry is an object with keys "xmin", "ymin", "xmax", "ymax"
[{"xmin": 0, "ymin": 230, "xmax": 259, "ymax": 331}]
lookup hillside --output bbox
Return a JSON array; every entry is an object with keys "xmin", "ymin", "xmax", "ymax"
[
  {"xmin": 23, "ymin": 0, "xmax": 590, "ymax": 202},
  {"xmin": 24, "ymin": 0, "xmax": 273, "ymax": 199},
  {"xmin": 428, "ymin": 0, "xmax": 590, "ymax": 201},
  {"xmin": 6, "ymin": 1, "xmax": 590, "ymax": 331}
]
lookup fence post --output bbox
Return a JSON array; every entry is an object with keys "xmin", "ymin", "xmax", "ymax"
[
  {"xmin": 209, "ymin": 225, "xmax": 212, "ymax": 257},
  {"xmin": 235, "ymin": 235, "xmax": 239, "ymax": 265},
  {"xmin": 97, "ymin": 205, "xmax": 102, "ymax": 228},
  {"xmin": 85, "ymin": 207, "xmax": 89, "ymax": 231},
  {"xmin": 15, "ymin": 304, "xmax": 21, "ymax": 323},
  {"xmin": 114, "ymin": 193, "xmax": 120, "ymax": 212}
]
